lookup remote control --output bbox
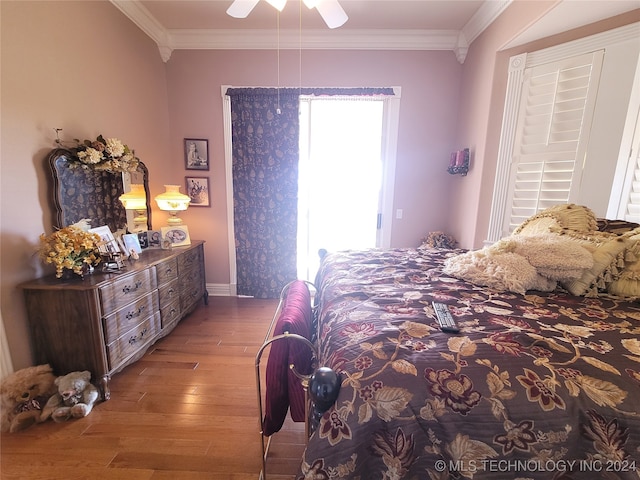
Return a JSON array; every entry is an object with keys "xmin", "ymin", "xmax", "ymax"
[{"xmin": 432, "ymin": 302, "xmax": 460, "ymax": 333}]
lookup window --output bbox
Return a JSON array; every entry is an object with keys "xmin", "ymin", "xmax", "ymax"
[
  {"xmin": 297, "ymin": 96, "xmax": 385, "ymax": 281},
  {"xmin": 486, "ymin": 23, "xmax": 639, "ymax": 244},
  {"xmin": 502, "ymin": 51, "xmax": 603, "ymax": 233}
]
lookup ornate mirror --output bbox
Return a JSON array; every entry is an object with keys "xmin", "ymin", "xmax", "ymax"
[{"xmin": 47, "ymin": 148, "xmax": 152, "ymax": 233}]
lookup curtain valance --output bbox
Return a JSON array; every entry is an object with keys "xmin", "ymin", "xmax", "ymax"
[{"xmin": 226, "ymin": 87, "xmax": 395, "ymax": 97}]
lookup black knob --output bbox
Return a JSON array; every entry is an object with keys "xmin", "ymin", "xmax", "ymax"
[{"xmin": 308, "ymin": 367, "xmax": 341, "ymax": 413}]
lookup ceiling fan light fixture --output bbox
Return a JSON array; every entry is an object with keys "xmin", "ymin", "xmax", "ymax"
[
  {"xmin": 226, "ymin": 0, "xmax": 348, "ymax": 28},
  {"xmin": 316, "ymin": 0, "xmax": 348, "ymax": 29},
  {"xmin": 265, "ymin": 0, "xmax": 287, "ymax": 11},
  {"xmin": 226, "ymin": 0, "xmax": 260, "ymax": 18}
]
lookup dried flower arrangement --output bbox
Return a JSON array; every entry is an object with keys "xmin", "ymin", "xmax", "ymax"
[
  {"xmin": 70, "ymin": 135, "xmax": 139, "ymax": 173},
  {"xmin": 39, "ymin": 222, "xmax": 102, "ymax": 278},
  {"xmin": 421, "ymin": 231, "xmax": 457, "ymax": 250}
]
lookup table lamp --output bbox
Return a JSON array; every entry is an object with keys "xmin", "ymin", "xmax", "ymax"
[
  {"xmin": 118, "ymin": 184, "xmax": 148, "ymax": 232},
  {"xmin": 155, "ymin": 185, "xmax": 191, "ymax": 226}
]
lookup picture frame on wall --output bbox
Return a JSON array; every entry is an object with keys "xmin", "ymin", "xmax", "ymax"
[
  {"xmin": 184, "ymin": 138, "xmax": 209, "ymax": 170},
  {"xmin": 185, "ymin": 176, "xmax": 211, "ymax": 207}
]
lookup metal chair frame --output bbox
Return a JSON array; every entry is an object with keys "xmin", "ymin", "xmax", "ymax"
[{"xmin": 255, "ymin": 280, "xmax": 317, "ymax": 480}]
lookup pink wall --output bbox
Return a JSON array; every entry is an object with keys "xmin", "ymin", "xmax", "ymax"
[
  {"xmin": 453, "ymin": 3, "xmax": 640, "ymax": 248},
  {"xmin": 450, "ymin": 1, "xmax": 558, "ymax": 248},
  {"xmin": 164, "ymin": 48, "xmax": 464, "ymax": 284},
  {"xmin": 1, "ymin": 1, "xmax": 171, "ymax": 370},
  {"xmin": 1, "ymin": 2, "xmax": 465, "ymax": 370},
  {"xmin": 2, "ymin": 0, "xmax": 638, "ymax": 372}
]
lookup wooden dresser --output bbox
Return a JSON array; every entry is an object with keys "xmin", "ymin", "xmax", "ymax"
[{"xmin": 20, "ymin": 241, "xmax": 207, "ymax": 399}]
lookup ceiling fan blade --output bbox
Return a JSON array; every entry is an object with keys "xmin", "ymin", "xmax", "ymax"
[
  {"xmin": 315, "ymin": 0, "xmax": 348, "ymax": 29},
  {"xmin": 226, "ymin": 0, "xmax": 261, "ymax": 18},
  {"xmin": 265, "ymin": 0, "xmax": 287, "ymax": 11}
]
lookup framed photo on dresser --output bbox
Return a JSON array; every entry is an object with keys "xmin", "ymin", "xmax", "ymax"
[
  {"xmin": 89, "ymin": 225, "xmax": 121, "ymax": 255},
  {"xmin": 161, "ymin": 226, "xmax": 191, "ymax": 247}
]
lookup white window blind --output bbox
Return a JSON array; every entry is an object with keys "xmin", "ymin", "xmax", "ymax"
[
  {"xmin": 503, "ymin": 51, "xmax": 604, "ymax": 233},
  {"xmin": 622, "ymin": 132, "xmax": 640, "ymax": 221}
]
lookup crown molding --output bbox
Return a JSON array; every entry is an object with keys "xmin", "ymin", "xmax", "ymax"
[
  {"xmin": 110, "ymin": 0, "xmax": 512, "ymax": 63},
  {"xmin": 462, "ymin": 0, "xmax": 512, "ymax": 45},
  {"xmin": 110, "ymin": 0, "xmax": 173, "ymax": 61},
  {"xmin": 110, "ymin": 0, "xmax": 168, "ymax": 46},
  {"xmin": 169, "ymin": 28, "xmax": 461, "ymax": 51}
]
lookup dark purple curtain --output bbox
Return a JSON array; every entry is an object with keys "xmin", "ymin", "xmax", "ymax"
[
  {"xmin": 226, "ymin": 87, "xmax": 394, "ymax": 298},
  {"xmin": 227, "ymin": 88, "xmax": 300, "ymax": 298}
]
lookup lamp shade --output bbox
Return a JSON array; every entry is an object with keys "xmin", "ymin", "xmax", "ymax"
[
  {"xmin": 155, "ymin": 185, "xmax": 190, "ymax": 212},
  {"xmin": 119, "ymin": 184, "xmax": 147, "ymax": 210},
  {"xmin": 155, "ymin": 185, "xmax": 190, "ymax": 226}
]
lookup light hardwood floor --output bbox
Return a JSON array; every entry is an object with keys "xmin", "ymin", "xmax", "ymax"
[{"xmin": 1, "ymin": 297, "xmax": 306, "ymax": 480}]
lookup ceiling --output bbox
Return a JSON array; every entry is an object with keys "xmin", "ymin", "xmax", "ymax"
[{"xmin": 110, "ymin": 0, "xmax": 639, "ymax": 62}]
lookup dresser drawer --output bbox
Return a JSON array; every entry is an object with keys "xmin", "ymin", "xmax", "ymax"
[
  {"xmin": 103, "ymin": 292, "xmax": 160, "ymax": 345},
  {"xmin": 156, "ymin": 258, "xmax": 178, "ymax": 286},
  {"xmin": 158, "ymin": 278, "xmax": 179, "ymax": 309},
  {"xmin": 100, "ymin": 269, "xmax": 157, "ymax": 314},
  {"xmin": 179, "ymin": 263, "xmax": 203, "ymax": 294},
  {"xmin": 106, "ymin": 311, "xmax": 161, "ymax": 371},
  {"xmin": 160, "ymin": 299, "xmax": 181, "ymax": 329},
  {"xmin": 180, "ymin": 266, "xmax": 204, "ymax": 312},
  {"xmin": 178, "ymin": 263, "xmax": 203, "ymax": 290},
  {"xmin": 178, "ymin": 245, "xmax": 202, "ymax": 272}
]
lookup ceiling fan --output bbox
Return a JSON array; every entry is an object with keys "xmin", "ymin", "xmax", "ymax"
[{"xmin": 226, "ymin": 0, "xmax": 348, "ymax": 29}]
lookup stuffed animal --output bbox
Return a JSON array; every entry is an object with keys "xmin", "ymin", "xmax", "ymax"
[
  {"xmin": 0, "ymin": 364, "xmax": 57, "ymax": 433},
  {"xmin": 44, "ymin": 370, "xmax": 100, "ymax": 422}
]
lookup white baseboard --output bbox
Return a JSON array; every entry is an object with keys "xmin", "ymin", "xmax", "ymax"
[{"xmin": 206, "ymin": 283, "xmax": 234, "ymax": 296}]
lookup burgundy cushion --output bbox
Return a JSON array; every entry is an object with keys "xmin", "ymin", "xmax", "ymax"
[{"xmin": 263, "ymin": 281, "xmax": 313, "ymax": 436}]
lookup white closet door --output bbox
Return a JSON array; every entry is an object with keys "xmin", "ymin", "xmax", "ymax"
[{"xmin": 502, "ymin": 50, "xmax": 604, "ymax": 233}]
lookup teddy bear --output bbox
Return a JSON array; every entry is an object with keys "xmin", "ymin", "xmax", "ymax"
[
  {"xmin": 0, "ymin": 364, "xmax": 58, "ymax": 433},
  {"xmin": 44, "ymin": 370, "xmax": 100, "ymax": 422}
]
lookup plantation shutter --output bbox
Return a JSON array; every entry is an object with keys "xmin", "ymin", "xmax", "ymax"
[
  {"xmin": 503, "ymin": 50, "xmax": 604, "ymax": 233},
  {"xmin": 619, "ymin": 109, "xmax": 640, "ymax": 222}
]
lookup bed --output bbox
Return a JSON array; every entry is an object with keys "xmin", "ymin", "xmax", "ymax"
[{"xmin": 294, "ymin": 210, "xmax": 640, "ymax": 480}]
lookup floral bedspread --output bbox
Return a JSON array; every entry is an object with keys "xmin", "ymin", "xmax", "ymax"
[{"xmin": 298, "ymin": 248, "xmax": 640, "ymax": 480}]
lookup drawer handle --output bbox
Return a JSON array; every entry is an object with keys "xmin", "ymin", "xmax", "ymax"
[
  {"xmin": 122, "ymin": 281, "xmax": 143, "ymax": 294},
  {"xmin": 125, "ymin": 305, "xmax": 146, "ymax": 320},
  {"xmin": 168, "ymin": 288, "xmax": 176, "ymax": 297},
  {"xmin": 164, "ymin": 267, "xmax": 174, "ymax": 275},
  {"xmin": 129, "ymin": 327, "xmax": 148, "ymax": 345}
]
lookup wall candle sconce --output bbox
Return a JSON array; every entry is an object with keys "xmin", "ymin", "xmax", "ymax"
[
  {"xmin": 448, "ymin": 148, "xmax": 470, "ymax": 176},
  {"xmin": 118, "ymin": 184, "xmax": 148, "ymax": 232},
  {"xmin": 155, "ymin": 185, "xmax": 191, "ymax": 226}
]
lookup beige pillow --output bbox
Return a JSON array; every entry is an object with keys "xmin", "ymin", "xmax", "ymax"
[
  {"xmin": 513, "ymin": 204, "xmax": 598, "ymax": 236},
  {"xmin": 513, "ymin": 216, "xmax": 562, "ymax": 236},
  {"xmin": 443, "ymin": 250, "xmax": 540, "ymax": 295},
  {"xmin": 607, "ymin": 234, "xmax": 640, "ymax": 297},
  {"xmin": 608, "ymin": 261, "xmax": 640, "ymax": 297},
  {"xmin": 492, "ymin": 234, "xmax": 593, "ymax": 281},
  {"xmin": 560, "ymin": 231, "xmax": 631, "ymax": 297}
]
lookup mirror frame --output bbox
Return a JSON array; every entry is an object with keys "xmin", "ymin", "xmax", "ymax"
[{"xmin": 47, "ymin": 148, "xmax": 152, "ymax": 233}]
